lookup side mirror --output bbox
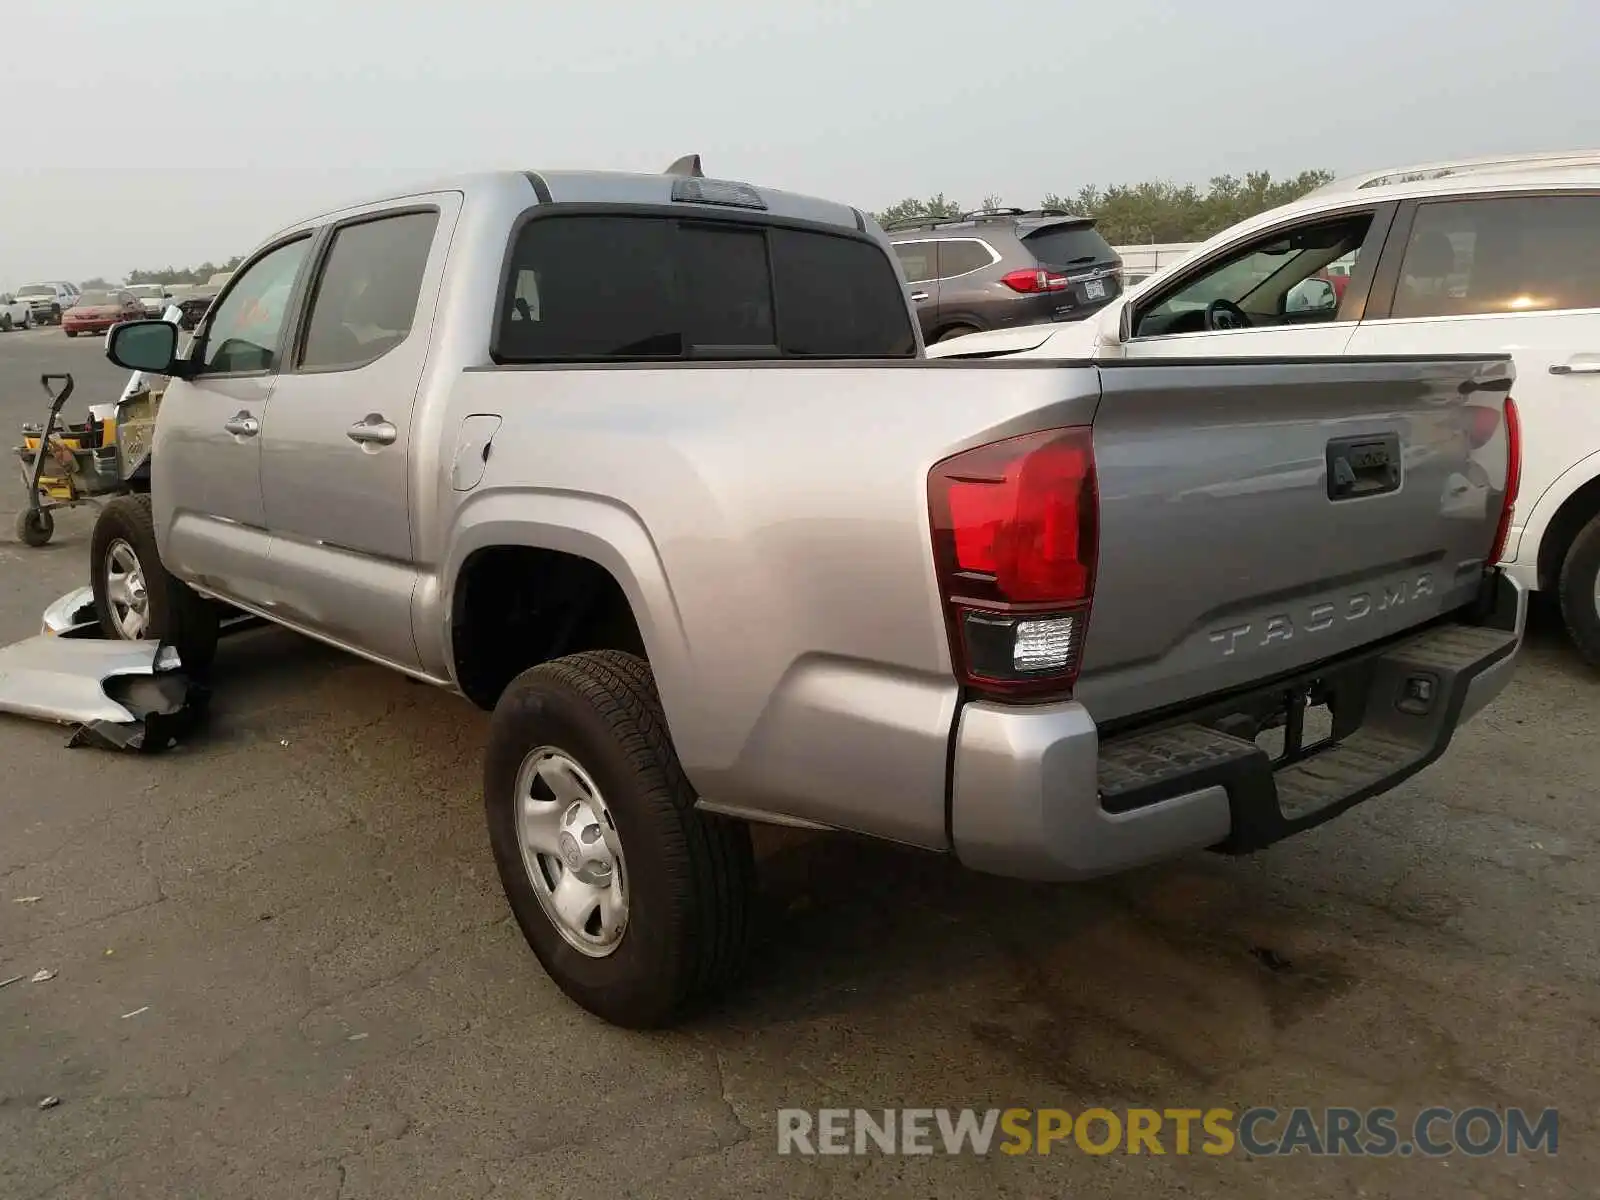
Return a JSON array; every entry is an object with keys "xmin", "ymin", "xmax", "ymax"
[
  {"xmin": 1286, "ymin": 278, "xmax": 1338, "ymax": 314},
  {"xmin": 106, "ymin": 319, "xmax": 185, "ymax": 376}
]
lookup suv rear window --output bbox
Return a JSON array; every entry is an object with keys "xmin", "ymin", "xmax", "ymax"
[
  {"xmin": 1021, "ymin": 222, "xmax": 1117, "ymax": 269},
  {"xmin": 494, "ymin": 214, "xmax": 916, "ymax": 362}
]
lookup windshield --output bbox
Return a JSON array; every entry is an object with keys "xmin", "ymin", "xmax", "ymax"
[
  {"xmin": 18, "ymin": 285, "xmax": 51, "ymax": 297},
  {"xmin": 78, "ymin": 290, "xmax": 116, "ymax": 306}
]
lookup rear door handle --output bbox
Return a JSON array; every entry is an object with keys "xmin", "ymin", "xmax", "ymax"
[
  {"xmin": 223, "ymin": 412, "xmax": 259, "ymax": 437},
  {"xmin": 347, "ymin": 414, "xmax": 398, "ymax": 446},
  {"xmin": 909, "ymin": 292, "xmax": 930, "ymax": 302}
]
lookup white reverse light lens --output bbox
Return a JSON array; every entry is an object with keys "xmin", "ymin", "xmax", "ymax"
[{"xmin": 1013, "ymin": 616, "xmax": 1077, "ymax": 674}]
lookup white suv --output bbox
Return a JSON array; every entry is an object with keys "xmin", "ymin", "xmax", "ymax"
[{"xmin": 928, "ymin": 149, "xmax": 1600, "ymax": 665}]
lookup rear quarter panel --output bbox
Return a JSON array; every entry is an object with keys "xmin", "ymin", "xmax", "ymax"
[{"xmin": 432, "ymin": 361, "xmax": 1102, "ymax": 847}]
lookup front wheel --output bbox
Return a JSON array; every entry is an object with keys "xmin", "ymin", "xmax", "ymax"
[
  {"xmin": 91, "ymin": 493, "xmax": 219, "ymax": 672},
  {"xmin": 63, "ymin": 330, "xmax": 77, "ymax": 338},
  {"xmin": 0, "ymin": 313, "xmax": 11, "ymax": 332},
  {"xmin": 484, "ymin": 650, "xmax": 755, "ymax": 1028}
]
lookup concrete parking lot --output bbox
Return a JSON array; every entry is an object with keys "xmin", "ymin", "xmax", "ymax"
[{"xmin": 1, "ymin": 329, "xmax": 1596, "ymax": 1198}]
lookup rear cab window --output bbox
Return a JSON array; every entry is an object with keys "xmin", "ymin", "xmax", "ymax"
[{"xmin": 493, "ymin": 212, "xmax": 917, "ymax": 362}]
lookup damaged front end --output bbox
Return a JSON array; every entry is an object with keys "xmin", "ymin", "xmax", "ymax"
[{"xmin": 0, "ymin": 615, "xmax": 209, "ymax": 752}]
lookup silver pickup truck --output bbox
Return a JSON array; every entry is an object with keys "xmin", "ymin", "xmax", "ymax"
[{"xmin": 97, "ymin": 162, "xmax": 1526, "ymax": 1028}]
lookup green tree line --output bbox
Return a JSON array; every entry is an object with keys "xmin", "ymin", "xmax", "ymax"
[
  {"xmin": 81, "ymin": 257, "xmax": 246, "ymax": 290},
  {"xmin": 875, "ymin": 170, "xmax": 1335, "ymax": 243}
]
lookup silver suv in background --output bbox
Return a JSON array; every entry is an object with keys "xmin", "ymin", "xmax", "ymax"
[{"xmin": 886, "ymin": 208, "xmax": 1122, "ymax": 342}]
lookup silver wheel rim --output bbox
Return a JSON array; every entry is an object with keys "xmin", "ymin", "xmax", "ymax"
[
  {"xmin": 514, "ymin": 746, "xmax": 628, "ymax": 957},
  {"xmin": 104, "ymin": 539, "xmax": 150, "ymax": 639}
]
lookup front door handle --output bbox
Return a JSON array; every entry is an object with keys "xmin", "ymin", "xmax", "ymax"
[
  {"xmin": 223, "ymin": 412, "xmax": 259, "ymax": 437},
  {"xmin": 347, "ymin": 414, "xmax": 398, "ymax": 446},
  {"xmin": 909, "ymin": 292, "xmax": 930, "ymax": 302},
  {"xmin": 1550, "ymin": 361, "xmax": 1600, "ymax": 375}
]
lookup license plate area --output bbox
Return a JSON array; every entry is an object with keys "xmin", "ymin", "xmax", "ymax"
[
  {"xmin": 1084, "ymin": 279, "xmax": 1106, "ymax": 300},
  {"xmin": 1201, "ymin": 669, "xmax": 1370, "ymax": 771}
]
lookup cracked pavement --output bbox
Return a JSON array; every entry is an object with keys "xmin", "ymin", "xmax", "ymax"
[{"xmin": 2, "ymin": 335, "xmax": 1597, "ymax": 1198}]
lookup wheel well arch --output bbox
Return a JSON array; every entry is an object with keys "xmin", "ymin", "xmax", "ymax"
[
  {"xmin": 1535, "ymin": 474, "xmax": 1600, "ymax": 592},
  {"xmin": 450, "ymin": 545, "xmax": 647, "ymax": 710}
]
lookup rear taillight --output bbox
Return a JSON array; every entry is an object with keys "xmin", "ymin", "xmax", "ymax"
[
  {"xmin": 1489, "ymin": 395, "xmax": 1520, "ymax": 565},
  {"xmin": 928, "ymin": 428, "xmax": 1099, "ymax": 699},
  {"xmin": 1000, "ymin": 268, "xmax": 1070, "ymax": 294}
]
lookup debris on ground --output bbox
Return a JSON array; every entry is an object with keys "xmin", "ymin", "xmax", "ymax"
[
  {"xmin": 30, "ymin": 969, "xmax": 56, "ymax": 983},
  {"xmin": 37, "ymin": 1096, "xmax": 60, "ymax": 1110},
  {"xmin": 121, "ymin": 1006, "xmax": 149, "ymax": 1019},
  {"xmin": 0, "ymin": 975, "xmax": 23, "ymax": 989},
  {"xmin": 12, "ymin": 896, "xmax": 42, "ymax": 904},
  {"xmin": 0, "ymin": 631, "xmax": 208, "ymax": 754}
]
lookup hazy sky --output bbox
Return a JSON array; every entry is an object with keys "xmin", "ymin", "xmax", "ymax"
[{"xmin": 3, "ymin": 0, "xmax": 1596, "ymax": 284}]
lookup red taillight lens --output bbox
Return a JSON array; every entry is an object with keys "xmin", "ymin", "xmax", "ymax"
[
  {"xmin": 929, "ymin": 428, "xmax": 1099, "ymax": 699},
  {"xmin": 999, "ymin": 268, "xmax": 1070, "ymax": 294},
  {"xmin": 1489, "ymin": 395, "xmax": 1520, "ymax": 564}
]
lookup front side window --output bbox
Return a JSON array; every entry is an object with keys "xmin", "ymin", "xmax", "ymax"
[
  {"xmin": 299, "ymin": 210, "xmax": 440, "ymax": 371},
  {"xmin": 199, "ymin": 236, "xmax": 312, "ymax": 374},
  {"xmin": 1132, "ymin": 211, "xmax": 1373, "ymax": 338},
  {"xmin": 494, "ymin": 214, "xmax": 916, "ymax": 362},
  {"xmin": 1390, "ymin": 193, "xmax": 1600, "ymax": 320}
]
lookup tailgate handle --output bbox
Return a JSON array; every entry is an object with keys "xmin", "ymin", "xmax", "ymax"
[{"xmin": 1326, "ymin": 434, "xmax": 1401, "ymax": 501}]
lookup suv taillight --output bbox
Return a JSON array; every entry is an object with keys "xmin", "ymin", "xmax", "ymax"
[
  {"xmin": 928, "ymin": 428, "xmax": 1099, "ymax": 700},
  {"xmin": 1000, "ymin": 268, "xmax": 1070, "ymax": 294},
  {"xmin": 1489, "ymin": 395, "xmax": 1520, "ymax": 565}
]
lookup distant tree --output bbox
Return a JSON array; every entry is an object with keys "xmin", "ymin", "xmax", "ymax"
[
  {"xmin": 1042, "ymin": 169, "xmax": 1335, "ymax": 244},
  {"xmin": 79, "ymin": 276, "xmax": 112, "ymax": 290},
  {"xmin": 874, "ymin": 193, "xmax": 962, "ymax": 227},
  {"xmin": 125, "ymin": 255, "xmax": 245, "ymax": 286}
]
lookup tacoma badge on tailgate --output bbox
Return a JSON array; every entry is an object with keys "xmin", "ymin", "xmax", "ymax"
[{"xmin": 1208, "ymin": 572, "xmax": 1436, "ymax": 657}]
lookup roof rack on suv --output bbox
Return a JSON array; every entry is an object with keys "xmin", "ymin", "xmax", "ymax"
[
  {"xmin": 1307, "ymin": 149, "xmax": 1600, "ymax": 197},
  {"xmin": 881, "ymin": 207, "xmax": 1080, "ymax": 233}
]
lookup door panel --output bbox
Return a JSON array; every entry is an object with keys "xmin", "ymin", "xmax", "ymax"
[
  {"xmin": 257, "ymin": 198, "xmax": 459, "ymax": 669},
  {"xmin": 1347, "ymin": 310, "xmax": 1598, "ymax": 564},
  {"xmin": 891, "ymin": 240, "xmax": 939, "ymax": 337},
  {"xmin": 151, "ymin": 234, "xmax": 316, "ymax": 606}
]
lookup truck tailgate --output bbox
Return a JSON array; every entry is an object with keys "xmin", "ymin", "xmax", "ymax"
[{"xmin": 1076, "ymin": 355, "xmax": 1515, "ymax": 725}]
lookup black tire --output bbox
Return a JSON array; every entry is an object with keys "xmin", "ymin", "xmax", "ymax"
[
  {"xmin": 1, "ymin": 313, "xmax": 11, "ymax": 332},
  {"xmin": 50, "ymin": 305, "xmax": 61, "ymax": 325},
  {"xmin": 1558, "ymin": 511, "xmax": 1600, "ymax": 668},
  {"xmin": 934, "ymin": 324, "xmax": 981, "ymax": 343},
  {"xmin": 90, "ymin": 493, "xmax": 219, "ymax": 673},
  {"xmin": 485, "ymin": 649, "xmax": 755, "ymax": 1028},
  {"xmin": 14, "ymin": 507, "xmax": 53, "ymax": 547},
  {"xmin": 64, "ymin": 330, "xmax": 77, "ymax": 338}
]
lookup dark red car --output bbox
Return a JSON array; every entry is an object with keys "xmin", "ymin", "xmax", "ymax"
[{"xmin": 62, "ymin": 289, "xmax": 144, "ymax": 338}]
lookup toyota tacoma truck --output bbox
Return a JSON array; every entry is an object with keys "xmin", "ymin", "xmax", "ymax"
[{"xmin": 96, "ymin": 160, "xmax": 1526, "ymax": 1029}]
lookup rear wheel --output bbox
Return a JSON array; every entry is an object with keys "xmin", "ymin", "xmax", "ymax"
[
  {"xmin": 64, "ymin": 329, "xmax": 77, "ymax": 338},
  {"xmin": 485, "ymin": 650, "xmax": 755, "ymax": 1028},
  {"xmin": 934, "ymin": 324, "xmax": 981, "ymax": 343},
  {"xmin": 1558, "ymin": 512, "xmax": 1600, "ymax": 668},
  {"xmin": 91, "ymin": 493, "xmax": 218, "ymax": 672}
]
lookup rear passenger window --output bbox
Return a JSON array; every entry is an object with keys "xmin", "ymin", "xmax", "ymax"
[
  {"xmin": 937, "ymin": 241, "xmax": 992, "ymax": 278},
  {"xmin": 1390, "ymin": 194, "xmax": 1600, "ymax": 319},
  {"xmin": 299, "ymin": 210, "xmax": 440, "ymax": 371},
  {"xmin": 495, "ymin": 214, "xmax": 916, "ymax": 362}
]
